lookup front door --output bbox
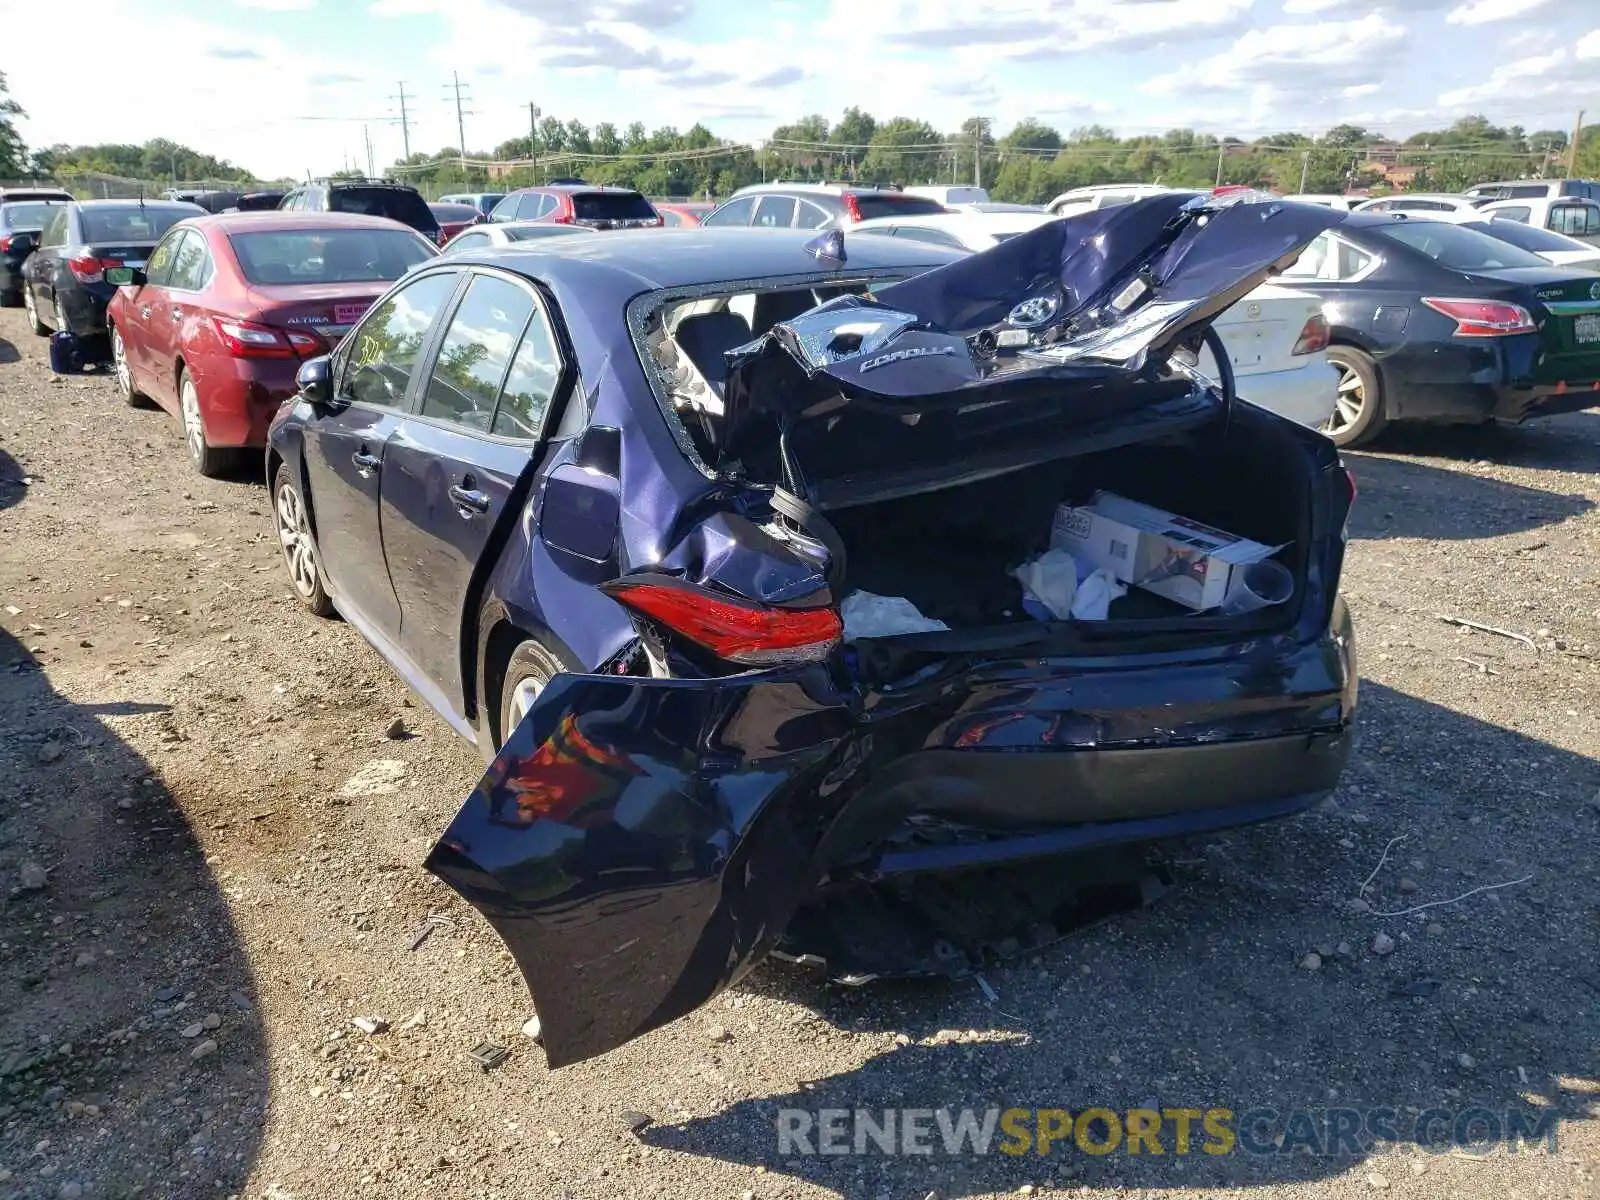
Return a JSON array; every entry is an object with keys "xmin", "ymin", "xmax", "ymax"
[
  {"xmin": 382, "ymin": 270, "xmax": 565, "ymax": 716},
  {"xmin": 142, "ymin": 228, "xmax": 210, "ymax": 406},
  {"xmin": 305, "ymin": 268, "xmax": 462, "ymax": 639},
  {"xmin": 121, "ymin": 229, "xmax": 184, "ymax": 396}
]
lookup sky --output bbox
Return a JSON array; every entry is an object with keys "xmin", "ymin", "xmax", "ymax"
[{"xmin": 3, "ymin": 0, "xmax": 1598, "ymax": 180}]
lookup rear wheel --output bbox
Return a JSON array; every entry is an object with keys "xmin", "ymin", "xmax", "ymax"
[
  {"xmin": 272, "ymin": 462, "xmax": 335, "ymax": 617},
  {"xmin": 179, "ymin": 371, "xmax": 234, "ymax": 477},
  {"xmin": 0, "ymin": 287, "xmax": 19, "ymax": 308},
  {"xmin": 1321, "ymin": 346, "xmax": 1387, "ymax": 449},
  {"xmin": 23, "ymin": 285, "xmax": 47, "ymax": 336},
  {"xmin": 497, "ymin": 639, "xmax": 568, "ymax": 751}
]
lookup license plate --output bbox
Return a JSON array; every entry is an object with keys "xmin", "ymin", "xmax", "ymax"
[
  {"xmin": 124, "ymin": 260, "xmax": 146, "ymax": 269},
  {"xmin": 1576, "ymin": 314, "xmax": 1600, "ymax": 343},
  {"xmin": 334, "ymin": 302, "xmax": 369, "ymax": 324}
]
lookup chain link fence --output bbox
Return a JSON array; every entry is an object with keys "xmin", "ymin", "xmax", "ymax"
[{"xmin": 1, "ymin": 174, "xmax": 269, "ymax": 199}]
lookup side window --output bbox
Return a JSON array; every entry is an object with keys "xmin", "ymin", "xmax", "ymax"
[
  {"xmin": 796, "ymin": 200, "xmax": 832, "ymax": 229},
  {"xmin": 518, "ymin": 193, "xmax": 546, "ymax": 220},
  {"xmin": 144, "ymin": 229, "xmax": 184, "ymax": 286},
  {"xmin": 40, "ymin": 209, "xmax": 68, "ymax": 248},
  {"xmin": 702, "ymin": 196, "xmax": 757, "ymax": 227},
  {"xmin": 1282, "ymin": 234, "xmax": 1372, "ymax": 281},
  {"xmin": 492, "ymin": 305, "xmax": 563, "ymax": 439},
  {"xmin": 340, "ymin": 271, "xmax": 460, "ymax": 409},
  {"xmin": 419, "ymin": 274, "xmax": 535, "ymax": 431},
  {"xmin": 1363, "ymin": 200, "xmax": 1391, "ymax": 213},
  {"xmin": 1491, "ymin": 206, "xmax": 1532, "ymax": 223},
  {"xmin": 1550, "ymin": 204, "xmax": 1600, "ymax": 236},
  {"xmin": 446, "ymin": 230, "xmax": 489, "ymax": 253},
  {"xmin": 754, "ymin": 195, "xmax": 797, "ymax": 227},
  {"xmin": 168, "ymin": 230, "xmax": 212, "ymax": 291},
  {"xmin": 489, "ymin": 195, "xmax": 519, "ymax": 222}
]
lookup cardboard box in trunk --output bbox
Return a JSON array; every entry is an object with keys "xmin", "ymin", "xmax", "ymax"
[{"xmin": 1051, "ymin": 491, "xmax": 1284, "ymax": 612}]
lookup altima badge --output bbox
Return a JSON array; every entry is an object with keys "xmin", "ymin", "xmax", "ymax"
[
  {"xmin": 1008, "ymin": 294, "xmax": 1059, "ymax": 327},
  {"xmin": 1589, "ymin": 281, "xmax": 1600, "ymax": 301}
]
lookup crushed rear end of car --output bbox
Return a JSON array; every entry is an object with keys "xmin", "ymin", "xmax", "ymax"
[{"xmin": 425, "ymin": 194, "xmax": 1360, "ymax": 1067}]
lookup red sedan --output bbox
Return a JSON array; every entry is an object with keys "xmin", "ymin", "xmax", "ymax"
[
  {"xmin": 655, "ymin": 201, "xmax": 715, "ymax": 227},
  {"xmin": 106, "ymin": 211, "xmax": 437, "ymax": 475}
]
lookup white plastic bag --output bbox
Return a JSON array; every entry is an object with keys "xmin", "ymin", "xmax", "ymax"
[
  {"xmin": 1013, "ymin": 548, "xmax": 1079, "ymax": 620},
  {"xmin": 1070, "ymin": 567, "xmax": 1127, "ymax": 621},
  {"xmin": 840, "ymin": 591, "xmax": 950, "ymax": 641}
]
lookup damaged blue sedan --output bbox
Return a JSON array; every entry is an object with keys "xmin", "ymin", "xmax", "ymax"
[{"xmin": 266, "ymin": 193, "xmax": 1359, "ymax": 1067}]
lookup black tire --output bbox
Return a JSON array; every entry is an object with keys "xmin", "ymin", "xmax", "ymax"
[
  {"xmin": 497, "ymin": 639, "xmax": 568, "ymax": 751},
  {"xmin": 1322, "ymin": 346, "xmax": 1388, "ymax": 449},
  {"xmin": 272, "ymin": 462, "xmax": 335, "ymax": 617},
  {"xmin": 23, "ymin": 285, "xmax": 48, "ymax": 336},
  {"xmin": 0, "ymin": 287, "xmax": 19, "ymax": 308},
  {"xmin": 110, "ymin": 324, "xmax": 150, "ymax": 407},
  {"xmin": 178, "ymin": 369, "xmax": 236, "ymax": 478}
]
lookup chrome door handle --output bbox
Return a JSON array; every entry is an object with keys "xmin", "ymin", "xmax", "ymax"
[
  {"xmin": 351, "ymin": 450, "xmax": 380, "ymax": 474},
  {"xmin": 169, "ymin": 308, "xmax": 182, "ymax": 322},
  {"xmin": 448, "ymin": 484, "xmax": 490, "ymax": 516},
  {"xmin": 139, "ymin": 306, "xmax": 151, "ymax": 319}
]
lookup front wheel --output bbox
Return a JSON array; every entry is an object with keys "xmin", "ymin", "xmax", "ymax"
[
  {"xmin": 23, "ymin": 286, "xmax": 47, "ymax": 336},
  {"xmin": 273, "ymin": 463, "xmax": 335, "ymax": 617},
  {"xmin": 1321, "ymin": 346, "xmax": 1388, "ymax": 449},
  {"xmin": 111, "ymin": 326, "xmax": 148, "ymax": 407},
  {"xmin": 497, "ymin": 640, "xmax": 569, "ymax": 751}
]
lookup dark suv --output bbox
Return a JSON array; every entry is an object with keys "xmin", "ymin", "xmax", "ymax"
[
  {"xmin": 701, "ymin": 183, "xmax": 950, "ymax": 230},
  {"xmin": 278, "ymin": 179, "xmax": 443, "ymax": 245},
  {"xmin": 488, "ymin": 184, "xmax": 661, "ymax": 229},
  {"xmin": 0, "ymin": 196, "xmax": 69, "ymax": 305}
]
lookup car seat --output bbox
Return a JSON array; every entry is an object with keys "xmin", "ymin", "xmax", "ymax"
[{"xmin": 673, "ymin": 310, "xmax": 753, "ymax": 392}]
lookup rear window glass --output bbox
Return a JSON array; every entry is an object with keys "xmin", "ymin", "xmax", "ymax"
[
  {"xmin": 571, "ymin": 191, "xmax": 658, "ymax": 221},
  {"xmin": 430, "ymin": 203, "xmax": 480, "ymax": 222},
  {"xmin": 229, "ymin": 229, "xmax": 435, "ymax": 284},
  {"xmin": 1375, "ymin": 221, "xmax": 1548, "ymax": 270},
  {"xmin": 852, "ymin": 194, "xmax": 949, "ymax": 220},
  {"xmin": 2, "ymin": 202, "xmax": 64, "ymax": 230},
  {"xmin": 504, "ymin": 225, "xmax": 590, "ymax": 241},
  {"xmin": 82, "ymin": 206, "xmax": 198, "ymax": 242},
  {"xmin": 330, "ymin": 186, "xmax": 438, "ymax": 229},
  {"xmin": 1465, "ymin": 220, "xmax": 1585, "ymax": 253}
]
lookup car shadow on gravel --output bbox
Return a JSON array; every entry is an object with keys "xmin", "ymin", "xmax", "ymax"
[
  {"xmin": 1347, "ymin": 450, "xmax": 1594, "ymax": 541},
  {"xmin": 1366, "ymin": 409, "xmax": 1600, "ymax": 473},
  {"xmin": 0, "ymin": 447, "xmax": 26, "ymax": 510},
  {"xmin": 648, "ymin": 682, "xmax": 1598, "ymax": 1195},
  {"xmin": 0, "ymin": 337, "xmax": 18, "ymax": 366},
  {"xmin": 0, "ymin": 625, "xmax": 269, "ymax": 1198}
]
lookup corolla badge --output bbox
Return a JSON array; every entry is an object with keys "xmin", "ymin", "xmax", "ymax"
[
  {"xmin": 1007, "ymin": 294, "xmax": 1059, "ymax": 327},
  {"xmin": 858, "ymin": 344, "xmax": 958, "ymax": 372}
]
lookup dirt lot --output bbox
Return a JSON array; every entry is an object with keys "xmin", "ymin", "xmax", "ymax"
[{"xmin": 0, "ymin": 307, "xmax": 1596, "ymax": 1200}]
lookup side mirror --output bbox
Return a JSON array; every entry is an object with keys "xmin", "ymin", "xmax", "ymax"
[
  {"xmin": 104, "ymin": 265, "xmax": 147, "ymax": 287},
  {"xmin": 296, "ymin": 355, "xmax": 342, "ymax": 410}
]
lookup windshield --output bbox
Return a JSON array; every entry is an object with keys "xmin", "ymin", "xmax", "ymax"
[
  {"xmin": 853, "ymin": 194, "xmax": 949, "ymax": 220},
  {"xmin": 82, "ymin": 206, "xmax": 199, "ymax": 243},
  {"xmin": 1465, "ymin": 220, "xmax": 1592, "ymax": 254},
  {"xmin": 2, "ymin": 201, "xmax": 64, "ymax": 231},
  {"xmin": 1372, "ymin": 221, "xmax": 1549, "ymax": 271},
  {"xmin": 571, "ymin": 191, "xmax": 658, "ymax": 221},
  {"xmin": 330, "ymin": 186, "xmax": 438, "ymax": 230},
  {"xmin": 230, "ymin": 228, "xmax": 436, "ymax": 284}
]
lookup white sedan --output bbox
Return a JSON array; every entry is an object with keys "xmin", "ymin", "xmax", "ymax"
[{"xmin": 849, "ymin": 211, "xmax": 1339, "ymax": 429}]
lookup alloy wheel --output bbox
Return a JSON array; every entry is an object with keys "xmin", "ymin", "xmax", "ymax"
[
  {"xmin": 507, "ymin": 676, "xmax": 544, "ymax": 731},
  {"xmin": 112, "ymin": 329, "xmax": 133, "ymax": 399},
  {"xmin": 275, "ymin": 480, "xmax": 319, "ymax": 600},
  {"xmin": 1321, "ymin": 363, "xmax": 1366, "ymax": 438},
  {"xmin": 181, "ymin": 378, "xmax": 205, "ymax": 467}
]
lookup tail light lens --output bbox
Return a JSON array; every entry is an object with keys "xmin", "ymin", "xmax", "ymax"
[
  {"xmin": 68, "ymin": 255, "xmax": 121, "ymax": 283},
  {"xmin": 212, "ymin": 317, "xmax": 323, "ymax": 359},
  {"xmin": 603, "ymin": 577, "xmax": 841, "ymax": 666},
  {"xmin": 1421, "ymin": 297, "xmax": 1537, "ymax": 337},
  {"xmin": 841, "ymin": 194, "xmax": 864, "ymax": 222},
  {"xmin": 1290, "ymin": 312, "xmax": 1330, "ymax": 356},
  {"xmin": 0, "ymin": 235, "xmax": 12, "ymax": 253}
]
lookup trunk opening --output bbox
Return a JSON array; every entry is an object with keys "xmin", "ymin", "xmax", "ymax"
[{"xmin": 824, "ymin": 403, "xmax": 1319, "ymax": 664}]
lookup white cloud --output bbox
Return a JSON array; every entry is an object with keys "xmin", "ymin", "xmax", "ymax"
[
  {"xmin": 1438, "ymin": 43, "xmax": 1600, "ymax": 106},
  {"xmin": 1281, "ymin": 0, "xmax": 1339, "ymax": 11},
  {"xmin": 1141, "ymin": 13, "xmax": 1406, "ymax": 96},
  {"xmin": 1446, "ymin": 0, "xmax": 1552, "ymax": 24},
  {"xmin": 235, "ymin": 0, "xmax": 316, "ymax": 9},
  {"xmin": 1342, "ymin": 83, "xmax": 1381, "ymax": 98}
]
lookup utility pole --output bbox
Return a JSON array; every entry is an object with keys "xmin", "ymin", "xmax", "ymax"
[
  {"xmin": 391, "ymin": 81, "xmax": 412, "ymax": 160},
  {"xmin": 363, "ymin": 124, "xmax": 374, "ymax": 178},
  {"xmin": 972, "ymin": 116, "xmax": 991, "ymax": 189},
  {"xmin": 445, "ymin": 72, "xmax": 474, "ymax": 165},
  {"xmin": 529, "ymin": 103, "xmax": 541, "ymax": 184},
  {"xmin": 1567, "ymin": 108, "xmax": 1584, "ymax": 177},
  {"xmin": 1299, "ymin": 150, "xmax": 1310, "ymax": 193},
  {"xmin": 1215, "ymin": 142, "xmax": 1225, "ymax": 187}
]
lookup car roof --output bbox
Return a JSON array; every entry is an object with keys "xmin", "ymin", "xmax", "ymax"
[
  {"xmin": 190, "ymin": 211, "xmax": 421, "ymax": 234},
  {"xmin": 71, "ymin": 198, "xmax": 204, "ymax": 210},
  {"xmin": 852, "ymin": 210, "xmax": 1052, "ymax": 232},
  {"xmin": 1358, "ymin": 193, "xmax": 1473, "ymax": 204},
  {"xmin": 444, "ymin": 226, "xmax": 960, "ymax": 290},
  {"xmin": 731, "ymin": 183, "xmax": 906, "ymax": 197},
  {"xmin": 506, "ymin": 184, "xmax": 641, "ymax": 194}
]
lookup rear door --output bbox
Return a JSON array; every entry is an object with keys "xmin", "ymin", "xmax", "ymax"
[
  {"xmin": 381, "ymin": 268, "xmax": 565, "ymax": 723},
  {"xmin": 122, "ymin": 229, "xmax": 184, "ymax": 392},
  {"xmin": 425, "ymin": 665, "xmax": 856, "ymax": 1067},
  {"xmin": 142, "ymin": 229, "xmax": 213, "ymax": 406},
  {"xmin": 305, "ymin": 267, "xmax": 463, "ymax": 641}
]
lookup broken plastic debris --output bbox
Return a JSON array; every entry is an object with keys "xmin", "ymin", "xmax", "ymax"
[
  {"xmin": 350, "ymin": 1016, "xmax": 387, "ymax": 1035},
  {"xmin": 1220, "ymin": 558, "xmax": 1293, "ymax": 614},
  {"xmin": 468, "ymin": 1042, "xmax": 510, "ymax": 1070},
  {"xmin": 840, "ymin": 591, "xmax": 949, "ymax": 641}
]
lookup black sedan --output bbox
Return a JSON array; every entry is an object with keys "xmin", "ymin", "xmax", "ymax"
[
  {"xmin": 19, "ymin": 200, "xmax": 202, "ymax": 349},
  {"xmin": 0, "ymin": 196, "xmax": 68, "ymax": 306},
  {"xmin": 1276, "ymin": 212, "xmax": 1600, "ymax": 446}
]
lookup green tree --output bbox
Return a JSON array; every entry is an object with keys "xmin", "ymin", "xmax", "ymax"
[
  {"xmin": 0, "ymin": 71, "xmax": 28, "ymax": 178},
  {"xmin": 860, "ymin": 118, "xmax": 941, "ymax": 184}
]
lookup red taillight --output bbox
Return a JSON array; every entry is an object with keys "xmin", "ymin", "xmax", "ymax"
[
  {"xmin": 1290, "ymin": 312, "xmax": 1330, "ymax": 356},
  {"xmin": 435, "ymin": 229, "xmax": 449, "ymax": 247},
  {"xmin": 548, "ymin": 212, "xmax": 574, "ymax": 225},
  {"xmin": 211, "ymin": 316, "xmax": 317, "ymax": 359},
  {"xmin": 0, "ymin": 235, "xmax": 12, "ymax": 253},
  {"xmin": 68, "ymin": 255, "xmax": 121, "ymax": 283},
  {"xmin": 603, "ymin": 577, "xmax": 841, "ymax": 665},
  {"xmin": 841, "ymin": 194, "xmax": 864, "ymax": 222},
  {"xmin": 1421, "ymin": 297, "xmax": 1537, "ymax": 338}
]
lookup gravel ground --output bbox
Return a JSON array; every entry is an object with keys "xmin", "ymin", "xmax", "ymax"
[{"xmin": 0, "ymin": 308, "xmax": 1596, "ymax": 1200}]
